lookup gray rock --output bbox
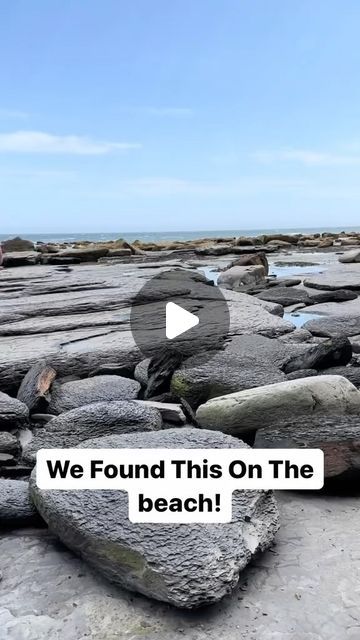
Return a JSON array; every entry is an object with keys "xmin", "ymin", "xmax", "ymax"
[
  {"xmin": 278, "ymin": 327, "xmax": 313, "ymax": 343},
  {"xmin": 0, "ymin": 479, "xmax": 39, "ymax": 525},
  {"xmin": 196, "ymin": 375, "xmax": 360, "ymax": 434},
  {"xmin": 2, "ymin": 237, "xmax": 34, "ymax": 252},
  {"xmin": 133, "ymin": 400, "xmax": 186, "ymax": 424},
  {"xmin": 171, "ymin": 350, "xmax": 285, "ymax": 409},
  {"xmin": 282, "ymin": 337, "xmax": 352, "ymax": 373},
  {"xmin": 17, "ymin": 360, "xmax": 57, "ymax": 412},
  {"xmin": 48, "ymin": 375, "xmax": 141, "ymax": 414},
  {"xmin": 0, "ymin": 392, "xmax": 29, "ymax": 430},
  {"xmin": 0, "ymin": 432, "xmax": 19, "ymax": 454},
  {"xmin": 339, "ymin": 249, "xmax": 360, "ymax": 263},
  {"xmin": 22, "ymin": 401, "xmax": 162, "ymax": 464},
  {"xmin": 308, "ymin": 289, "xmax": 358, "ymax": 303},
  {"xmin": 286, "ymin": 369, "xmax": 318, "ymax": 380},
  {"xmin": 304, "ymin": 265, "xmax": 360, "ymax": 290},
  {"xmin": 88, "ymin": 362, "xmax": 135, "ymax": 378},
  {"xmin": 254, "ymin": 415, "xmax": 360, "ymax": 479},
  {"xmin": 2, "ymin": 251, "xmax": 40, "ymax": 267},
  {"xmin": 255, "ymin": 287, "xmax": 311, "ymax": 307},
  {"xmin": 304, "ymin": 316, "xmax": 360, "ymax": 338},
  {"xmin": 218, "ymin": 265, "xmax": 266, "ymax": 290},
  {"xmin": 134, "ymin": 358, "xmax": 150, "ymax": 386},
  {"xmin": 30, "ymin": 427, "xmax": 280, "ymax": 608}
]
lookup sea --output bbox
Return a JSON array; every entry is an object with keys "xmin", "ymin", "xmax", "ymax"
[{"xmin": 1, "ymin": 227, "xmax": 360, "ymax": 244}]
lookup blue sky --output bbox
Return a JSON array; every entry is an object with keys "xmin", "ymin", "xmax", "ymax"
[{"xmin": 1, "ymin": 0, "xmax": 360, "ymax": 232}]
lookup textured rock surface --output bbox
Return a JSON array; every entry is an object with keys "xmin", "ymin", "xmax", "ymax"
[
  {"xmin": 22, "ymin": 401, "xmax": 162, "ymax": 464},
  {"xmin": 0, "ymin": 479, "xmax": 39, "ymax": 525},
  {"xmin": 304, "ymin": 316, "xmax": 360, "ymax": 338},
  {"xmin": 0, "ymin": 392, "xmax": 29, "ymax": 429},
  {"xmin": 48, "ymin": 375, "xmax": 140, "ymax": 414},
  {"xmin": 255, "ymin": 415, "xmax": 360, "ymax": 479},
  {"xmin": 17, "ymin": 360, "xmax": 57, "ymax": 412},
  {"xmin": 1, "ymin": 492, "xmax": 359, "ymax": 639},
  {"xmin": 30, "ymin": 428, "xmax": 280, "ymax": 608},
  {"xmin": 339, "ymin": 249, "xmax": 360, "ymax": 263},
  {"xmin": 282, "ymin": 337, "xmax": 352, "ymax": 373},
  {"xmin": 171, "ymin": 350, "xmax": 285, "ymax": 408},
  {"xmin": 0, "ymin": 432, "xmax": 19, "ymax": 454},
  {"xmin": 320, "ymin": 366, "xmax": 360, "ymax": 387},
  {"xmin": 196, "ymin": 375, "xmax": 360, "ymax": 434},
  {"xmin": 304, "ymin": 265, "xmax": 360, "ymax": 290},
  {"xmin": 218, "ymin": 265, "xmax": 266, "ymax": 289},
  {"xmin": 255, "ymin": 287, "xmax": 311, "ymax": 306}
]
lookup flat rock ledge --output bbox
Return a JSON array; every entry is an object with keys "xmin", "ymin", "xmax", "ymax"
[{"xmin": 30, "ymin": 427, "xmax": 280, "ymax": 609}]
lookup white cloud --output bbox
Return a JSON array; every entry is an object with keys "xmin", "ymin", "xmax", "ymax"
[
  {"xmin": 0, "ymin": 131, "xmax": 141, "ymax": 155},
  {"xmin": 0, "ymin": 109, "xmax": 29, "ymax": 119},
  {"xmin": 254, "ymin": 148, "xmax": 360, "ymax": 166}
]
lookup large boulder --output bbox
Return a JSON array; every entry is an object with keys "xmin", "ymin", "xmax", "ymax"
[
  {"xmin": 22, "ymin": 401, "xmax": 162, "ymax": 464},
  {"xmin": 339, "ymin": 249, "xmax": 360, "ymax": 263},
  {"xmin": 255, "ymin": 287, "xmax": 311, "ymax": 307},
  {"xmin": 254, "ymin": 415, "xmax": 360, "ymax": 479},
  {"xmin": 56, "ymin": 246, "xmax": 109, "ymax": 262},
  {"xmin": 218, "ymin": 265, "xmax": 266, "ymax": 290},
  {"xmin": 2, "ymin": 237, "xmax": 34, "ymax": 252},
  {"xmin": 224, "ymin": 252, "xmax": 269, "ymax": 275},
  {"xmin": 282, "ymin": 337, "xmax": 352, "ymax": 373},
  {"xmin": 320, "ymin": 366, "xmax": 360, "ymax": 388},
  {"xmin": 17, "ymin": 360, "xmax": 57, "ymax": 413},
  {"xmin": 196, "ymin": 375, "xmax": 360, "ymax": 435},
  {"xmin": 48, "ymin": 375, "xmax": 140, "ymax": 414},
  {"xmin": 0, "ymin": 392, "xmax": 29, "ymax": 430},
  {"xmin": 30, "ymin": 427, "xmax": 280, "ymax": 608},
  {"xmin": 0, "ymin": 479, "xmax": 39, "ymax": 526},
  {"xmin": 171, "ymin": 350, "xmax": 285, "ymax": 409},
  {"xmin": 304, "ymin": 316, "xmax": 360, "ymax": 338}
]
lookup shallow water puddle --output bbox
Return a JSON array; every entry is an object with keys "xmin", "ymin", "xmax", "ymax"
[{"xmin": 284, "ymin": 311, "xmax": 324, "ymax": 328}]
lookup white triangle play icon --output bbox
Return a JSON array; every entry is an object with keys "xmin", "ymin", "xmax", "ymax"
[{"xmin": 166, "ymin": 302, "xmax": 199, "ymax": 340}]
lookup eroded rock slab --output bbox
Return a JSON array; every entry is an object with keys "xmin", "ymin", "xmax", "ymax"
[
  {"xmin": 30, "ymin": 428, "xmax": 280, "ymax": 608},
  {"xmin": 17, "ymin": 360, "xmax": 57, "ymax": 412},
  {"xmin": 0, "ymin": 479, "xmax": 39, "ymax": 526},
  {"xmin": 0, "ymin": 392, "xmax": 29, "ymax": 430},
  {"xmin": 282, "ymin": 337, "xmax": 352, "ymax": 373}
]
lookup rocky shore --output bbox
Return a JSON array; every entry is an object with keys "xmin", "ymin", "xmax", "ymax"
[{"xmin": 1, "ymin": 232, "xmax": 360, "ymax": 638}]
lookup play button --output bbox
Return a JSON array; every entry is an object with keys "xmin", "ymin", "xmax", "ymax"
[
  {"xmin": 130, "ymin": 268, "xmax": 230, "ymax": 360},
  {"xmin": 166, "ymin": 302, "xmax": 199, "ymax": 339}
]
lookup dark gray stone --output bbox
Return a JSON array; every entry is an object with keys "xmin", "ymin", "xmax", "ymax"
[
  {"xmin": 0, "ymin": 392, "xmax": 29, "ymax": 430},
  {"xmin": 304, "ymin": 317, "xmax": 360, "ymax": 338},
  {"xmin": 0, "ymin": 432, "xmax": 19, "ymax": 454},
  {"xmin": 255, "ymin": 287, "xmax": 311, "ymax": 307},
  {"xmin": 22, "ymin": 400, "xmax": 162, "ymax": 464},
  {"xmin": 0, "ymin": 479, "xmax": 39, "ymax": 525},
  {"xmin": 308, "ymin": 290, "xmax": 358, "ymax": 304},
  {"xmin": 48, "ymin": 375, "xmax": 141, "ymax": 414},
  {"xmin": 286, "ymin": 369, "xmax": 318, "ymax": 380},
  {"xmin": 320, "ymin": 366, "xmax": 360, "ymax": 387},
  {"xmin": 30, "ymin": 427, "xmax": 280, "ymax": 608},
  {"xmin": 282, "ymin": 337, "xmax": 352, "ymax": 373},
  {"xmin": 171, "ymin": 350, "xmax": 285, "ymax": 409}
]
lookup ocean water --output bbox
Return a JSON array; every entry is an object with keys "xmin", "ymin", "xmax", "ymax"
[{"xmin": 1, "ymin": 226, "xmax": 360, "ymax": 244}]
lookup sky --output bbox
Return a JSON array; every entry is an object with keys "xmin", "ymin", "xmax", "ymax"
[{"xmin": 1, "ymin": 0, "xmax": 360, "ymax": 233}]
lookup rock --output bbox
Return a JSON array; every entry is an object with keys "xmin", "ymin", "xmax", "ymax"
[
  {"xmin": 17, "ymin": 360, "xmax": 57, "ymax": 413},
  {"xmin": 339, "ymin": 249, "xmax": 360, "ymax": 263},
  {"xmin": 282, "ymin": 337, "xmax": 352, "ymax": 373},
  {"xmin": 56, "ymin": 247, "xmax": 109, "ymax": 262},
  {"xmin": 195, "ymin": 245, "xmax": 234, "ymax": 256},
  {"xmin": 30, "ymin": 413, "xmax": 55, "ymax": 424},
  {"xmin": 48, "ymin": 375, "xmax": 141, "ymax": 414},
  {"xmin": 318, "ymin": 238, "xmax": 334, "ymax": 248},
  {"xmin": 255, "ymin": 287, "xmax": 310, "ymax": 307},
  {"xmin": 308, "ymin": 290, "xmax": 358, "ymax": 304},
  {"xmin": 0, "ymin": 453, "xmax": 16, "ymax": 466},
  {"xmin": 350, "ymin": 334, "xmax": 360, "ymax": 353},
  {"xmin": 107, "ymin": 248, "xmax": 132, "ymax": 257},
  {"xmin": 267, "ymin": 240, "xmax": 292, "ymax": 247},
  {"xmin": 30, "ymin": 427, "xmax": 280, "ymax": 608},
  {"xmin": 0, "ymin": 464, "xmax": 33, "ymax": 479},
  {"xmin": 320, "ymin": 366, "xmax": 360, "ymax": 387},
  {"xmin": 304, "ymin": 266, "xmax": 360, "ymax": 290},
  {"xmin": 171, "ymin": 350, "xmax": 285, "ymax": 409},
  {"xmin": 268, "ymin": 277, "xmax": 302, "ymax": 287},
  {"xmin": 304, "ymin": 316, "xmax": 360, "ymax": 338},
  {"xmin": 0, "ymin": 432, "xmax": 19, "ymax": 454},
  {"xmin": 144, "ymin": 351, "xmax": 183, "ymax": 399},
  {"xmin": 196, "ymin": 375, "xmax": 360, "ymax": 435},
  {"xmin": 0, "ymin": 392, "xmax": 29, "ymax": 430},
  {"xmin": 2, "ymin": 237, "xmax": 34, "ymax": 252},
  {"xmin": 254, "ymin": 415, "xmax": 360, "ymax": 479},
  {"xmin": 278, "ymin": 327, "xmax": 313, "ymax": 343},
  {"xmin": 2, "ymin": 251, "xmax": 40, "ymax": 267},
  {"xmin": 224, "ymin": 252, "xmax": 269, "ymax": 275},
  {"xmin": 22, "ymin": 400, "xmax": 162, "ymax": 464},
  {"xmin": 0, "ymin": 479, "xmax": 39, "ymax": 525},
  {"xmin": 263, "ymin": 234, "xmax": 298, "ymax": 245},
  {"xmin": 134, "ymin": 359, "xmax": 150, "ymax": 386},
  {"xmin": 218, "ymin": 265, "xmax": 266, "ymax": 290},
  {"xmin": 41, "ymin": 255, "xmax": 82, "ymax": 265},
  {"xmin": 286, "ymin": 369, "xmax": 318, "ymax": 380},
  {"xmin": 88, "ymin": 362, "xmax": 135, "ymax": 378},
  {"xmin": 134, "ymin": 400, "xmax": 186, "ymax": 424},
  {"xmin": 302, "ymin": 239, "xmax": 320, "ymax": 247},
  {"xmin": 234, "ymin": 236, "xmax": 255, "ymax": 246}
]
